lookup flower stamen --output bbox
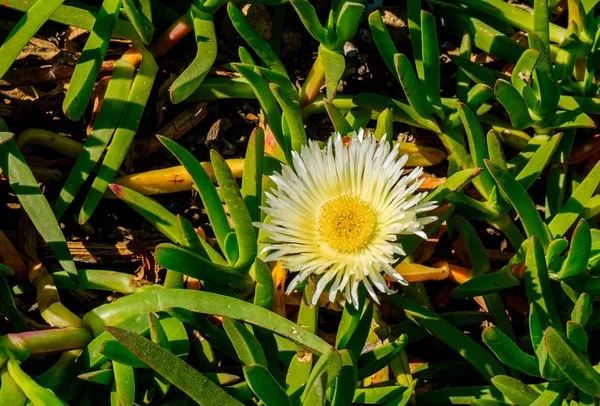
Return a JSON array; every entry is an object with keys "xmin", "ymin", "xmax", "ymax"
[{"xmin": 317, "ymin": 195, "xmax": 376, "ymax": 253}]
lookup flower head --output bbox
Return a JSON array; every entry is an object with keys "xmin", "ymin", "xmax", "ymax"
[{"xmin": 255, "ymin": 130, "xmax": 437, "ymax": 308}]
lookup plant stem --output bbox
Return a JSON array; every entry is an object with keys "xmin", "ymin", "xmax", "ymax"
[
  {"xmin": 299, "ymin": 52, "xmax": 325, "ymax": 107},
  {"xmin": 0, "ymin": 328, "xmax": 92, "ymax": 368}
]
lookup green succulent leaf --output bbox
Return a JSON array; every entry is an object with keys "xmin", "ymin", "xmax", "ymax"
[
  {"xmin": 368, "ymin": 10, "xmax": 398, "ymax": 79},
  {"xmin": 494, "ymin": 79, "xmax": 535, "ymax": 130},
  {"xmin": 486, "ymin": 160, "xmax": 552, "ymax": 248},
  {"xmin": 113, "ymin": 361, "xmax": 135, "ymax": 406},
  {"xmin": 243, "ymin": 364, "xmax": 291, "ymax": 406},
  {"xmin": 545, "ymin": 326, "xmax": 600, "ymax": 397},
  {"xmin": 106, "ymin": 326, "xmax": 243, "ymax": 405},
  {"xmin": 386, "ymin": 295, "xmax": 505, "ymax": 382},
  {"xmin": 357, "ymin": 334, "xmax": 408, "ymax": 381},
  {"xmin": 62, "ymin": 0, "xmax": 121, "ymax": 120},
  {"xmin": 394, "ymin": 53, "xmax": 435, "ymax": 120},
  {"xmin": 453, "ymin": 269, "xmax": 520, "ymax": 298},
  {"xmin": 549, "ymin": 159, "xmax": 600, "ymax": 237},
  {"xmin": 491, "ymin": 375, "xmax": 541, "ymax": 405},
  {"xmin": 170, "ymin": 7, "xmax": 216, "ymax": 104},
  {"xmin": 482, "ymin": 326, "xmax": 540, "ymax": 377},
  {"xmin": 558, "ymin": 220, "xmax": 591, "ymax": 279},
  {"xmin": 0, "ymin": 133, "xmax": 76, "ymax": 277}
]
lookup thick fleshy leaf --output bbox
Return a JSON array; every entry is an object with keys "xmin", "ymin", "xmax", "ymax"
[
  {"xmin": 158, "ymin": 136, "xmax": 231, "ymax": 251},
  {"xmin": 243, "ymin": 364, "xmax": 291, "ymax": 405},
  {"xmin": 324, "ymin": 98, "xmax": 354, "ymax": 135},
  {"xmin": 170, "ymin": 7, "xmax": 216, "ymax": 104},
  {"xmin": 233, "ymin": 64, "xmax": 286, "ymax": 159},
  {"xmin": 223, "ymin": 318, "xmax": 268, "ymax": 368},
  {"xmin": 452, "ymin": 55, "xmax": 497, "ymax": 88},
  {"xmin": 545, "ymin": 131, "xmax": 574, "ymax": 220},
  {"xmin": 482, "ymin": 326, "xmax": 540, "ymax": 377},
  {"xmin": 526, "ymin": 237, "xmax": 563, "ymax": 334},
  {"xmin": 285, "ymin": 283, "xmax": 318, "ymax": 399},
  {"xmin": 0, "ymin": 133, "xmax": 76, "ymax": 276},
  {"xmin": 155, "ymin": 243, "xmax": 244, "ymax": 284},
  {"xmin": 566, "ymin": 321, "xmax": 587, "ymax": 353},
  {"xmin": 394, "ymin": 53, "xmax": 435, "ymax": 120},
  {"xmin": 106, "ymin": 326, "xmax": 243, "ymax": 405},
  {"xmin": 55, "ymin": 60, "xmax": 135, "ymax": 219},
  {"xmin": 423, "ymin": 168, "xmax": 483, "ymax": 203},
  {"xmin": 121, "ymin": 0, "xmax": 153, "ymax": 44},
  {"xmin": 62, "ymin": 0, "xmax": 121, "ymax": 120},
  {"xmin": 288, "ymin": 0, "xmax": 327, "ymax": 44},
  {"xmin": 79, "ymin": 49, "xmax": 158, "ymax": 222},
  {"xmin": 456, "ymin": 29, "xmax": 472, "ymax": 100},
  {"xmin": 558, "ymin": 220, "xmax": 591, "ymax": 279},
  {"xmin": 571, "ymin": 293, "xmax": 592, "ymax": 326},
  {"xmin": 386, "ymin": 295, "xmax": 505, "ymax": 382},
  {"xmin": 357, "ymin": 334, "xmax": 407, "ymax": 380},
  {"xmin": 211, "ymin": 150, "xmax": 257, "ymax": 270},
  {"xmin": 339, "ymin": 300, "xmax": 373, "ymax": 358},
  {"xmin": 77, "ymin": 369, "xmax": 114, "ymax": 386},
  {"xmin": 528, "ymin": 380, "xmax": 570, "ymax": 406},
  {"xmin": 368, "ymin": 11, "xmax": 398, "ymax": 79},
  {"xmin": 549, "ymin": 159, "xmax": 600, "ymax": 237},
  {"xmin": 511, "ymin": 49, "xmax": 540, "ymax": 103},
  {"xmin": 545, "ymin": 326, "xmax": 600, "ymax": 397},
  {"xmin": 486, "ymin": 160, "xmax": 552, "ymax": 248},
  {"xmin": 85, "ymin": 289, "xmax": 332, "ymax": 356},
  {"xmin": 421, "ymin": 11, "xmax": 441, "ymax": 109},
  {"xmin": 228, "ymin": 3, "xmax": 287, "ymax": 77},
  {"xmin": 270, "ymin": 83, "xmax": 307, "ymax": 152},
  {"xmin": 300, "ymin": 347, "xmax": 342, "ymax": 402},
  {"xmin": 514, "ymin": 133, "xmax": 562, "ymax": 191},
  {"xmin": 167, "ymin": 308, "xmax": 237, "ymax": 360},
  {"xmin": 458, "ymin": 103, "xmax": 495, "ymax": 197},
  {"xmin": 109, "ymin": 184, "xmax": 179, "ymax": 243},
  {"xmin": 113, "ymin": 362, "xmax": 135, "ymax": 406},
  {"xmin": 241, "ymin": 128, "xmax": 264, "ymax": 223},
  {"xmin": 0, "ymin": 0, "xmax": 66, "ymax": 79},
  {"xmin": 331, "ymin": 350, "xmax": 358, "ymax": 406},
  {"xmin": 449, "ymin": 214, "xmax": 490, "ymax": 277},
  {"xmin": 319, "ymin": 45, "xmax": 345, "ymax": 101},
  {"xmin": 334, "ymin": 2, "xmax": 364, "ymax": 47},
  {"xmin": 7, "ymin": 357, "xmax": 67, "ymax": 406},
  {"xmin": 548, "ymin": 110, "xmax": 596, "ymax": 129},
  {"xmin": 492, "ymin": 375, "xmax": 541, "ymax": 405},
  {"xmin": 494, "ymin": 79, "xmax": 535, "ymax": 129},
  {"xmin": 453, "ymin": 269, "xmax": 520, "ymax": 298}
]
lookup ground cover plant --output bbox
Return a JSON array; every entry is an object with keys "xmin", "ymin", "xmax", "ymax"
[{"xmin": 1, "ymin": 0, "xmax": 600, "ymax": 404}]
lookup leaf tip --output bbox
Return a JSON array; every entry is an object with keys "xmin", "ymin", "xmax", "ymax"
[
  {"xmin": 0, "ymin": 132, "xmax": 15, "ymax": 145},
  {"xmin": 108, "ymin": 184, "xmax": 124, "ymax": 196}
]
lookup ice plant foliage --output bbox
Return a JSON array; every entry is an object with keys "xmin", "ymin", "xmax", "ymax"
[{"xmin": 255, "ymin": 130, "xmax": 438, "ymax": 308}]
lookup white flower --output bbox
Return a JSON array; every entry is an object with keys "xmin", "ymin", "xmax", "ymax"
[{"xmin": 255, "ymin": 130, "xmax": 438, "ymax": 308}]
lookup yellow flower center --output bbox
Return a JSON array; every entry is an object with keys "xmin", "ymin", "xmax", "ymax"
[{"xmin": 317, "ymin": 195, "xmax": 377, "ymax": 253}]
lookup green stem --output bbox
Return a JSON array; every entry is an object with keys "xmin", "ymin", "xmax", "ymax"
[
  {"xmin": 299, "ymin": 52, "xmax": 325, "ymax": 107},
  {"xmin": 0, "ymin": 328, "xmax": 92, "ymax": 368},
  {"xmin": 163, "ymin": 270, "xmax": 184, "ymax": 289}
]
